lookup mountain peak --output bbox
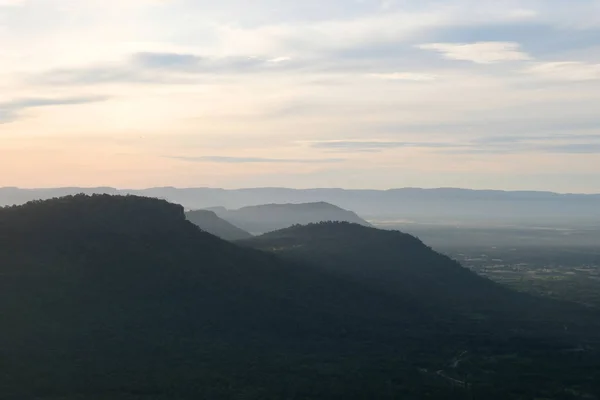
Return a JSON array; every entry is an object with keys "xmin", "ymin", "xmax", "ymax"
[{"xmin": 210, "ymin": 202, "xmax": 371, "ymax": 234}]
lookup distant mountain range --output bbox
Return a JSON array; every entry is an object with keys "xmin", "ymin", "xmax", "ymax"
[
  {"xmin": 185, "ymin": 209, "xmax": 252, "ymax": 240},
  {"xmin": 205, "ymin": 202, "xmax": 371, "ymax": 234},
  {"xmin": 1, "ymin": 195, "xmax": 599, "ymax": 398},
  {"xmin": 2, "ymin": 186, "xmax": 600, "ymax": 226}
]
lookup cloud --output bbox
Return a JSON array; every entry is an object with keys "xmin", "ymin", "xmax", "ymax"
[
  {"xmin": 267, "ymin": 56, "xmax": 292, "ymax": 63},
  {"xmin": 133, "ymin": 52, "xmax": 202, "ymax": 69},
  {"xmin": 417, "ymin": 41, "xmax": 531, "ymax": 64},
  {"xmin": 474, "ymin": 134, "xmax": 600, "ymax": 144},
  {"xmin": 457, "ymin": 134, "xmax": 600, "ymax": 154},
  {"xmin": 450, "ymin": 140, "xmax": 600, "ymax": 155},
  {"xmin": 308, "ymin": 140, "xmax": 458, "ymax": 152},
  {"xmin": 541, "ymin": 143, "xmax": 600, "ymax": 154},
  {"xmin": 369, "ymin": 72, "xmax": 438, "ymax": 81},
  {"xmin": 1, "ymin": 96, "xmax": 108, "ymax": 109},
  {"xmin": 37, "ymin": 52, "xmax": 298, "ymax": 85},
  {"xmin": 169, "ymin": 155, "xmax": 346, "ymax": 164},
  {"xmin": 307, "ymin": 135, "xmax": 600, "ymax": 155},
  {"xmin": 126, "ymin": 52, "xmax": 296, "ymax": 74},
  {"xmin": 210, "ymin": 3, "xmax": 550, "ymax": 58},
  {"xmin": 37, "ymin": 66, "xmax": 184, "ymax": 85},
  {"xmin": 525, "ymin": 62, "xmax": 600, "ymax": 81},
  {"xmin": 0, "ymin": 95, "xmax": 108, "ymax": 123},
  {"xmin": 0, "ymin": 109, "xmax": 17, "ymax": 123},
  {"xmin": 424, "ymin": 22, "xmax": 600, "ymax": 59}
]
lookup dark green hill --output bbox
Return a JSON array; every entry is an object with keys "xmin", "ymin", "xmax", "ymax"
[
  {"xmin": 1, "ymin": 196, "xmax": 599, "ymax": 399},
  {"xmin": 185, "ymin": 209, "xmax": 252, "ymax": 240},
  {"xmin": 241, "ymin": 222, "xmax": 600, "ymax": 342},
  {"xmin": 207, "ymin": 201, "xmax": 371, "ymax": 234},
  {"xmin": 240, "ymin": 223, "xmax": 514, "ymax": 316}
]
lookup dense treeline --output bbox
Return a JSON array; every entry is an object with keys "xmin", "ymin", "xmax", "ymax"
[{"xmin": 1, "ymin": 195, "xmax": 599, "ymax": 399}]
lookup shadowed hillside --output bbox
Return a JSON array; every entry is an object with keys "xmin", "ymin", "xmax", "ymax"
[
  {"xmin": 1, "ymin": 196, "xmax": 599, "ymax": 399},
  {"xmin": 185, "ymin": 209, "xmax": 252, "ymax": 240},
  {"xmin": 241, "ymin": 222, "xmax": 600, "ymax": 327}
]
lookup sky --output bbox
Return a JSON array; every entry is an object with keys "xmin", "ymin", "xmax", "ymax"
[{"xmin": 1, "ymin": 0, "xmax": 600, "ymax": 192}]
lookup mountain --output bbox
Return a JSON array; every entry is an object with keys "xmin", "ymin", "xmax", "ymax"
[
  {"xmin": 207, "ymin": 202, "xmax": 371, "ymax": 234},
  {"xmin": 0, "ymin": 195, "xmax": 418, "ymax": 399},
  {"xmin": 185, "ymin": 209, "xmax": 252, "ymax": 240},
  {"xmin": 1, "ymin": 195, "xmax": 599, "ymax": 399},
  {"xmin": 3, "ymin": 186, "xmax": 600, "ymax": 227}
]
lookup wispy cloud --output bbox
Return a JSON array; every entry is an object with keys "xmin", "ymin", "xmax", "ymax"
[
  {"xmin": 307, "ymin": 135, "xmax": 600, "ymax": 155},
  {"xmin": 541, "ymin": 143, "xmax": 600, "ymax": 154},
  {"xmin": 1, "ymin": 96, "xmax": 108, "ymax": 109},
  {"xmin": 37, "ymin": 52, "xmax": 298, "ymax": 85},
  {"xmin": 369, "ymin": 72, "xmax": 438, "ymax": 81},
  {"xmin": 133, "ymin": 52, "xmax": 295, "ymax": 72},
  {"xmin": 0, "ymin": 96, "xmax": 108, "ymax": 123},
  {"xmin": 309, "ymin": 140, "xmax": 456, "ymax": 151},
  {"xmin": 169, "ymin": 156, "xmax": 346, "ymax": 164},
  {"xmin": 525, "ymin": 61, "xmax": 600, "ymax": 81},
  {"xmin": 37, "ymin": 66, "xmax": 185, "ymax": 85},
  {"xmin": 417, "ymin": 42, "xmax": 531, "ymax": 64},
  {"xmin": 133, "ymin": 52, "xmax": 202, "ymax": 70},
  {"xmin": 474, "ymin": 134, "xmax": 600, "ymax": 144}
]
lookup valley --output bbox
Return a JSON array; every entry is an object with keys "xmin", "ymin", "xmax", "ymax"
[{"xmin": 373, "ymin": 220, "xmax": 600, "ymax": 309}]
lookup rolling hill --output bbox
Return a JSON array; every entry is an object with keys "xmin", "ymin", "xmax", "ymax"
[
  {"xmin": 185, "ymin": 209, "xmax": 252, "ymax": 240},
  {"xmin": 1, "ymin": 195, "xmax": 599, "ymax": 399}
]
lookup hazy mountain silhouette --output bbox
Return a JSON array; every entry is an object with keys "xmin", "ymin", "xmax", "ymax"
[
  {"xmin": 3, "ymin": 186, "xmax": 600, "ymax": 227},
  {"xmin": 185, "ymin": 209, "xmax": 252, "ymax": 240},
  {"xmin": 1, "ymin": 195, "xmax": 599, "ymax": 398},
  {"xmin": 206, "ymin": 202, "xmax": 371, "ymax": 234}
]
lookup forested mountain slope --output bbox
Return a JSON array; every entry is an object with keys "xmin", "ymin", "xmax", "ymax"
[{"xmin": 241, "ymin": 222, "xmax": 600, "ymax": 326}]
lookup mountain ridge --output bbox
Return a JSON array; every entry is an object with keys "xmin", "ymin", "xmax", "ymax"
[
  {"xmin": 4, "ymin": 185, "xmax": 600, "ymax": 197},
  {"xmin": 3, "ymin": 187, "xmax": 600, "ymax": 227}
]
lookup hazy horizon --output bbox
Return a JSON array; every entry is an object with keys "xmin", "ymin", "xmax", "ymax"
[
  {"xmin": 2, "ymin": 1, "xmax": 600, "ymax": 192},
  {"xmin": 3, "ymin": 184, "xmax": 600, "ymax": 196}
]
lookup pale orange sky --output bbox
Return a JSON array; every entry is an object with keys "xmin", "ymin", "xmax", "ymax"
[{"xmin": 2, "ymin": 0, "xmax": 600, "ymax": 192}]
